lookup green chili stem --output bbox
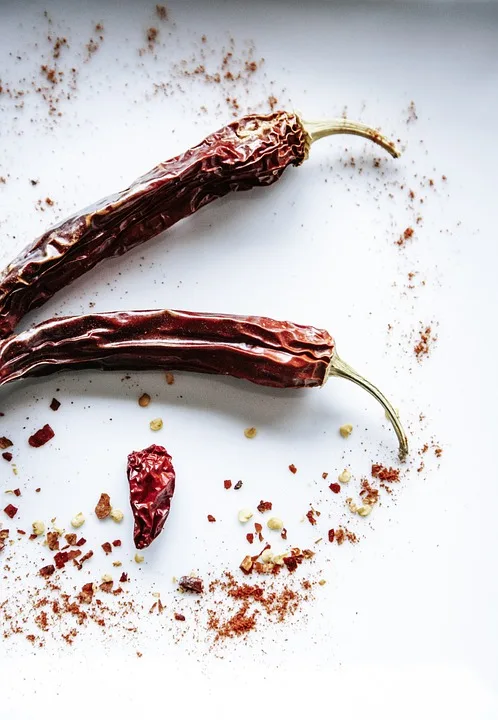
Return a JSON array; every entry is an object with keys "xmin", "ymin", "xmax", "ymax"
[
  {"xmin": 301, "ymin": 117, "xmax": 400, "ymax": 159},
  {"xmin": 327, "ymin": 353, "xmax": 408, "ymax": 460}
]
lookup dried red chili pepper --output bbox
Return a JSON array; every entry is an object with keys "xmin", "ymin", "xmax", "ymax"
[
  {"xmin": 0, "ymin": 309, "xmax": 408, "ymax": 457},
  {"xmin": 127, "ymin": 444, "xmax": 176, "ymax": 549},
  {"xmin": 0, "ymin": 112, "xmax": 398, "ymax": 339}
]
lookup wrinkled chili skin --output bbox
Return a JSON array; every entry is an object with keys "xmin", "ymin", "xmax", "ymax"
[
  {"xmin": 0, "ymin": 309, "xmax": 334, "ymax": 389},
  {"xmin": 0, "ymin": 112, "xmax": 308, "ymax": 338},
  {"xmin": 127, "ymin": 444, "xmax": 176, "ymax": 549}
]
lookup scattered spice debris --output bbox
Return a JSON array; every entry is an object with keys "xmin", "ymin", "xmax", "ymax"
[{"xmin": 414, "ymin": 324, "xmax": 437, "ymax": 360}]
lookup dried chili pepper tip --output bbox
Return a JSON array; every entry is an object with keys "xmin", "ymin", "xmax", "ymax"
[{"xmin": 300, "ymin": 116, "xmax": 401, "ymax": 159}]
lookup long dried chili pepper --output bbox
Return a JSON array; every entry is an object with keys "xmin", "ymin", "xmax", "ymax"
[
  {"xmin": 0, "ymin": 111, "xmax": 399, "ymax": 339},
  {"xmin": 0, "ymin": 309, "xmax": 408, "ymax": 458}
]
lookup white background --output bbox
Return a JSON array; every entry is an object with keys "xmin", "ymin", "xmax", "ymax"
[{"xmin": 0, "ymin": 1, "xmax": 497, "ymax": 717}]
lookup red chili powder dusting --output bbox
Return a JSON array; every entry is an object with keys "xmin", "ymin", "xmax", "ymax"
[
  {"xmin": 414, "ymin": 325, "xmax": 437, "ymax": 360},
  {"xmin": 371, "ymin": 464, "xmax": 400, "ymax": 483}
]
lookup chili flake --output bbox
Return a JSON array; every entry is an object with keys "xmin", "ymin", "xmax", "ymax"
[
  {"xmin": 101, "ymin": 542, "xmax": 112, "ymax": 555},
  {"xmin": 257, "ymin": 500, "xmax": 272, "ymax": 513},
  {"xmin": 39, "ymin": 564, "xmax": 55, "ymax": 577},
  {"xmin": 28, "ymin": 424, "xmax": 54, "ymax": 447},
  {"xmin": 179, "ymin": 576, "xmax": 203, "ymax": 594},
  {"xmin": 95, "ymin": 493, "xmax": 111, "ymax": 520},
  {"xmin": 50, "ymin": 398, "xmax": 61, "ymax": 411},
  {"xmin": 329, "ymin": 483, "xmax": 341, "ymax": 494},
  {"xmin": 207, "ymin": 514, "xmax": 216, "ymax": 523},
  {"xmin": 0, "ymin": 437, "xmax": 13, "ymax": 449},
  {"xmin": 246, "ymin": 533, "xmax": 254, "ymax": 544},
  {"xmin": 306, "ymin": 510, "xmax": 317, "ymax": 526},
  {"xmin": 289, "ymin": 464, "xmax": 297, "ymax": 474},
  {"xmin": 4, "ymin": 504, "xmax": 18, "ymax": 519},
  {"xmin": 2, "ymin": 452, "xmax": 12, "ymax": 462},
  {"xmin": 174, "ymin": 613, "xmax": 186, "ymax": 622}
]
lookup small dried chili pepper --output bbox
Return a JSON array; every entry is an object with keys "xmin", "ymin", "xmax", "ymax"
[
  {"xmin": 127, "ymin": 444, "xmax": 176, "ymax": 549},
  {"xmin": 0, "ymin": 112, "xmax": 399, "ymax": 338},
  {"xmin": 0, "ymin": 309, "xmax": 408, "ymax": 458}
]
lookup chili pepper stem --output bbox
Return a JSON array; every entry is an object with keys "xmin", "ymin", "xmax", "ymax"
[
  {"xmin": 327, "ymin": 353, "xmax": 408, "ymax": 460},
  {"xmin": 300, "ymin": 118, "xmax": 400, "ymax": 159}
]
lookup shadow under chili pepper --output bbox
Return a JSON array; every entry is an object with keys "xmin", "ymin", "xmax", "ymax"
[{"xmin": 0, "ymin": 368, "xmax": 389, "ymax": 454}]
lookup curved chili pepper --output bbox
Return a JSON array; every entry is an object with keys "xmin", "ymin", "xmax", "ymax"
[
  {"xmin": 0, "ymin": 111, "xmax": 399, "ymax": 339},
  {"xmin": 0, "ymin": 309, "xmax": 408, "ymax": 459}
]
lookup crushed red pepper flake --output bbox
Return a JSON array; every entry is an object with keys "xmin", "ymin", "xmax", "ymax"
[
  {"xmin": 207, "ymin": 514, "xmax": 216, "ymax": 523},
  {"xmin": 288, "ymin": 464, "xmax": 297, "ymax": 474},
  {"xmin": 329, "ymin": 483, "xmax": 341, "ymax": 494},
  {"xmin": 119, "ymin": 572, "xmax": 129, "ymax": 583},
  {"xmin": 112, "ymin": 539, "xmax": 122, "ymax": 547},
  {"xmin": 101, "ymin": 542, "xmax": 112, "ymax": 555},
  {"xmin": 95, "ymin": 493, "xmax": 111, "ymax": 519},
  {"xmin": 306, "ymin": 509, "xmax": 317, "ymax": 526},
  {"xmin": 4, "ymin": 504, "xmax": 18, "ymax": 519},
  {"xmin": 50, "ymin": 398, "xmax": 61, "ymax": 411},
  {"xmin": 0, "ymin": 437, "xmax": 13, "ymax": 449},
  {"xmin": 281, "ymin": 527, "xmax": 287, "ymax": 540},
  {"xmin": 328, "ymin": 529, "xmax": 335, "ymax": 543},
  {"xmin": 39, "ymin": 564, "xmax": 55, "ymax": 577},
  {"xmin": 28, "ymin": 424, "xmax": 54, "ymax": 447},
  {"xmin": 0, "ymin": 528, "xmax": 10, "ymax": 552},
  {"xmin": 223, "ymin": 479, "xmax": 232, "ymax": 489},
  {"xmin": 322, "ymin": 472, "xmax": 328, "ymax": 479},
  {"xmin": 257, "ymin": 500, "xmax": 272, "ymax": 513},
  {"xmin": 46, "ymin": 531, "xmax": 60, "ymax": 551},
  {"xmin": 372, "ymin": 464, "xmax": 400, "ymax": 482},
  {"xmin": 174, "ymin": 613, "xmax": 186, "ymax": 622},
  {"xmin": 179, "ymin": 576, "xmax": 204, "ymax": 594},
  {"xmin": 246, "ymin": 533, "xmax": 254, "ymax": 544},
  {"xmin": 64, "ymin": 533, "xmax": 77, "ymax": 546},
  {"xmin": 2, "ymin": 451, "xmax": 13, "ymax": 462}
]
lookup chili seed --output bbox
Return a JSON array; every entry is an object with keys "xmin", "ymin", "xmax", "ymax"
[
  {"xmin": 134, "ymin": 553, "xmax": 144, "ymax": 563},
  {"xmin": 339, "ymin": 424, "xmax": 353, "ymax": 438},
  {"xmin": 260, "ymin": 549, "xmax": 273, "ymax": 563},
  {"xmin": 32, "ymin": 520, "xmax": 45, "ymax": 536},
  {"xmin": 71, "ymin": 512, "xmax": 85, "ymax": 528},
  {"xmin": 101, "ymin": 573, "xmax": 113, "ymax": 583},
  {"xmin": 165, "ymin": 372, "xmax": 175, "ymax": 385},
  {"xmin": 267, "ymin": 517, "xmax": 283, "ymax": 531},
  {"xmin": 150, "ymin": 418, "xmax": 163, "ymax": 431},
  {"xmin": 139, "ymin": 393, "xmax": 151, "ymax": 407},
  {"xmin": 110, "ymin": 508, "xmax": 124, "ymax": 523},
  {"xmin": 113, "ymin": 561, "xmax": 122, "ymax": 567},
  {"xmin": 338, "ymin": 468, "xmax": 351, "ymax": 483},
  {"xmin": 357, "ymin": 505, "xmax": 373, "ymax": 517},
  {"xmin": 244, "ymin": 427, "xmax": 257, "ymax": 439},
  {"xmin": 318, "ymin": 579, "xmax": 327, "ymax": 586},
  {"xmin": 238, "ymin": 508, "xmax": 253, "ymax": 524},
  {"xmin": 346, "ymin": 499, "xmax": 358, "ymax": 513}
]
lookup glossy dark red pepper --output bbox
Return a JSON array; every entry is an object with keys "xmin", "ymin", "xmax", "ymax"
[
  {"xmin": 0, "ymin": 112, "xmax": 399, "ymax": 339},
  {"xmin": 127, "ymin": 444, "xmax": 176, "ymax": 549}
]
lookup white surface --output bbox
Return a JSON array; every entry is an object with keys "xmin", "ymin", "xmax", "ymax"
[{"xmin": 1, "ymin": 1, "xmax": 497, "ymax": 717}]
